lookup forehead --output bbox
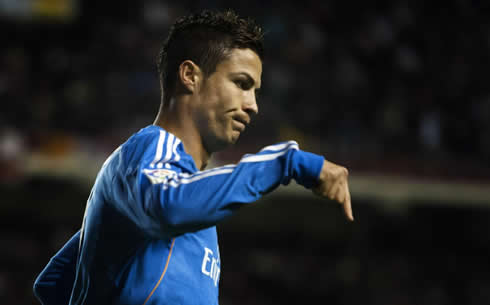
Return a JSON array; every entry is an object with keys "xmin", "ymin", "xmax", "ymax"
[{"xmin": 215, "ymin": 48, "xmax": 262, "ymax": 86}]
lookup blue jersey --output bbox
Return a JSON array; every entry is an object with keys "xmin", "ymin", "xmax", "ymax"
[{"xmin": 34, "ymin": 125, "xmax": 324, "ymax": 305}]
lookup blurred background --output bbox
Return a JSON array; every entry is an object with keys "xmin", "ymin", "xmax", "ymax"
[{"xmin": 1, "ymin": 0, "xmax": 490, "ymax": 304}]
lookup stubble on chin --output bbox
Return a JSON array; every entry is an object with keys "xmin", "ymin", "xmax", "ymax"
[{"xmin": 230, "ymin": 130, "xmax": 240, "ymax": 144}]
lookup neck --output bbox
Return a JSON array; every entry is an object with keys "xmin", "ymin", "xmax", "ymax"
[{"xmin": 153, "ymin": 99, "xmax": 210, "ymax": 170}]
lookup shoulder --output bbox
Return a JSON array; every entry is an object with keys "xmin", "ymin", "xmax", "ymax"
[
  {"xmin": 122, "ymin": 125, "xmax": 185, "ymax": 170},
  {"xmin": 126, "ymin": 125, "xmax": 162, "ymax": 149},
  {"xmin": 120, "ymin": 125, "xmax": 161, "ymax": 160}
]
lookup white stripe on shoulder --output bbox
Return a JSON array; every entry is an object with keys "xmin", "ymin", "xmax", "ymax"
[
  {"xmin": 172, "ymin": 138, "xmax": 181, "ymax": 162},
  {"xmin": 150, "ymin": 130, "xmax": 166, "ymax": 168},
  {"xmin": 166, "ymin": 167, "xmax": 235, "ymax": 188},
  {"xmin": 157, "ymin": 133, "xmax": 174, "ymax": 168},
  {"xmin": 176, "ymin": 164, "xmax": 236, "ymax": 180},
  {"xmin": 241, "ymin": 143, "xmax": 299, "ymax": 163},
  {"xmin": 259, "ymin": 141, "xmax": 298, "ymax": 153}
]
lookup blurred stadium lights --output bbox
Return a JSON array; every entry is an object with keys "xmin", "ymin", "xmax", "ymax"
[
  {"xmin": 18, "ymin": 151, "xmax": 490, "ymax": 209},
  {"xmin": 0, "ymin": 0, "xmax": 79, "ymax": 22}
]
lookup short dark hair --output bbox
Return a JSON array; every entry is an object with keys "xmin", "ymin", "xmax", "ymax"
[{"xmin": 157, "ymin": 9, "xmax": 264, "ymax": 105}]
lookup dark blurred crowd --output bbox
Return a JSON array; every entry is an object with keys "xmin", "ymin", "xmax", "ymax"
[
  {"xmin": 1, "ymin": 0, "xmax": 490, "ymax": 183},
  {"xmin": 218, "ymin": 201, "xmax": 490, "ymax": 305}
]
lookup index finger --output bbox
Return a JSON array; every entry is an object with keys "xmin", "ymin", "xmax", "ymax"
[{"xmin": 343, "ymin": 185, "xmax": 354, "ymax": 221}]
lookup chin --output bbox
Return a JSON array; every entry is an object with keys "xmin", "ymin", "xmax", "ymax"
[
  {"xmin": 230, "ymin": 131, "xmax": 241, "ymax": 144},
  {"xmin": 222, "ymin": 136, "xmax": 239, "ymax": 149}
]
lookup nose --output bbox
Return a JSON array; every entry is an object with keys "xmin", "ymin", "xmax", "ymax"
[{"xmin": 243, "ymin": 91, "xmax": 259, "ymax": 116}]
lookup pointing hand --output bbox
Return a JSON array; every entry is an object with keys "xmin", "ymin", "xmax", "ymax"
[{"xmin": 312, "ymin": 159, "xmax": 354, "ymax": 221}]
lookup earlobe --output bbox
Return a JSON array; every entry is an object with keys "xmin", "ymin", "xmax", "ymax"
[{"xmin": 179, "ymin": 60, "xmax": 201, "ymax": 93}]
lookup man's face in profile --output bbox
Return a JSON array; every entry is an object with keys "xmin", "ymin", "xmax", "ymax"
[{"xmin": 192, "ymin": 48, "xmax": 262, "ymax": 152}]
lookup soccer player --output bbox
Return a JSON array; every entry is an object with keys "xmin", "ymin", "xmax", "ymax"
[{"xmin": 33, "ymin": 9, "xmax": 353, "ymax": 305}]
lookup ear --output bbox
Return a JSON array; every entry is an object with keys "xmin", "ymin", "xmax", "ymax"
[{"xmin": 178, "ymin": 60, "xmax": 202, "ymax": 93}]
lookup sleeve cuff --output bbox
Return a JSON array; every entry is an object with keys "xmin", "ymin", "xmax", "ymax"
[{"xmin": 291, "ymin": 150, "xmax": 325, "ymax": 189}]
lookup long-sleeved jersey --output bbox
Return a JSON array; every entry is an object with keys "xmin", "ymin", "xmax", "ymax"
[{"xmin": 33, "ymin": 125, "xmax": 325, "ymax": 305}]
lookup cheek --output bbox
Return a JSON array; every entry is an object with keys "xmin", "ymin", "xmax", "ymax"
[
  {"xmin": 213, "ymin": 88, "xmax": 236, "ymax": 122},
  {"xmin": 218, "ymin": 78, "xmax": 240, "ymax": 100},
  {"xmin": 201, "ymin": 81, "xmax": 238, "ymax": 128}
]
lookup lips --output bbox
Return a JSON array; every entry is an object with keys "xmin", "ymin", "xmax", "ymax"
[
  {"xmin": 232, "ymin": 114, "xmax": 250, "ymax": 133},
  {"xmin": 232, "ymin": 119, "xmax": 246, "ymax": 132}
]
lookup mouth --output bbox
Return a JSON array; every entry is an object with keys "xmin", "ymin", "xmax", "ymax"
[
  {"xmin": 232, "ymin": 119, "xmax": 246, "ymax": 132},
  {"xmin": 230, "ymin": 112, "xmax": 251, "ymax": 134}
]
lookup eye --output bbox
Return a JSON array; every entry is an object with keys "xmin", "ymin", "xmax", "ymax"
[
  {"xmin": 234, "ymin": 79, "xmax": 252, "ymax": 90},
  {"xmin": 234, "ymin": 80, "xmax": 245, "ymax": 89}
]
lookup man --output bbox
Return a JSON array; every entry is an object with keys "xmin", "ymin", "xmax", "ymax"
[{"xmin": 33, "ymin": 9, "xmax": 353, "ymax": 305}]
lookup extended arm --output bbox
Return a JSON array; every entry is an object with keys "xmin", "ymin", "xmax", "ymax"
[
  {"xmin": 114, "ymin": 141, "xmax": 325, "ymax": 237},
  {"xmin": 33, "ymin": 231, "xmax": 79, "ymax": 305}
]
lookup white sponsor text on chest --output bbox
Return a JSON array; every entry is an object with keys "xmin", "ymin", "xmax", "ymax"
[{"xmin": 201, "ymin": 247, "xmax": 220, "ymax": 286}]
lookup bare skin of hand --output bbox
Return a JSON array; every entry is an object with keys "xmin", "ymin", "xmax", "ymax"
[{"xmin": 312, "ymin": 159, "xmax": 354, "ymax": 221}]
